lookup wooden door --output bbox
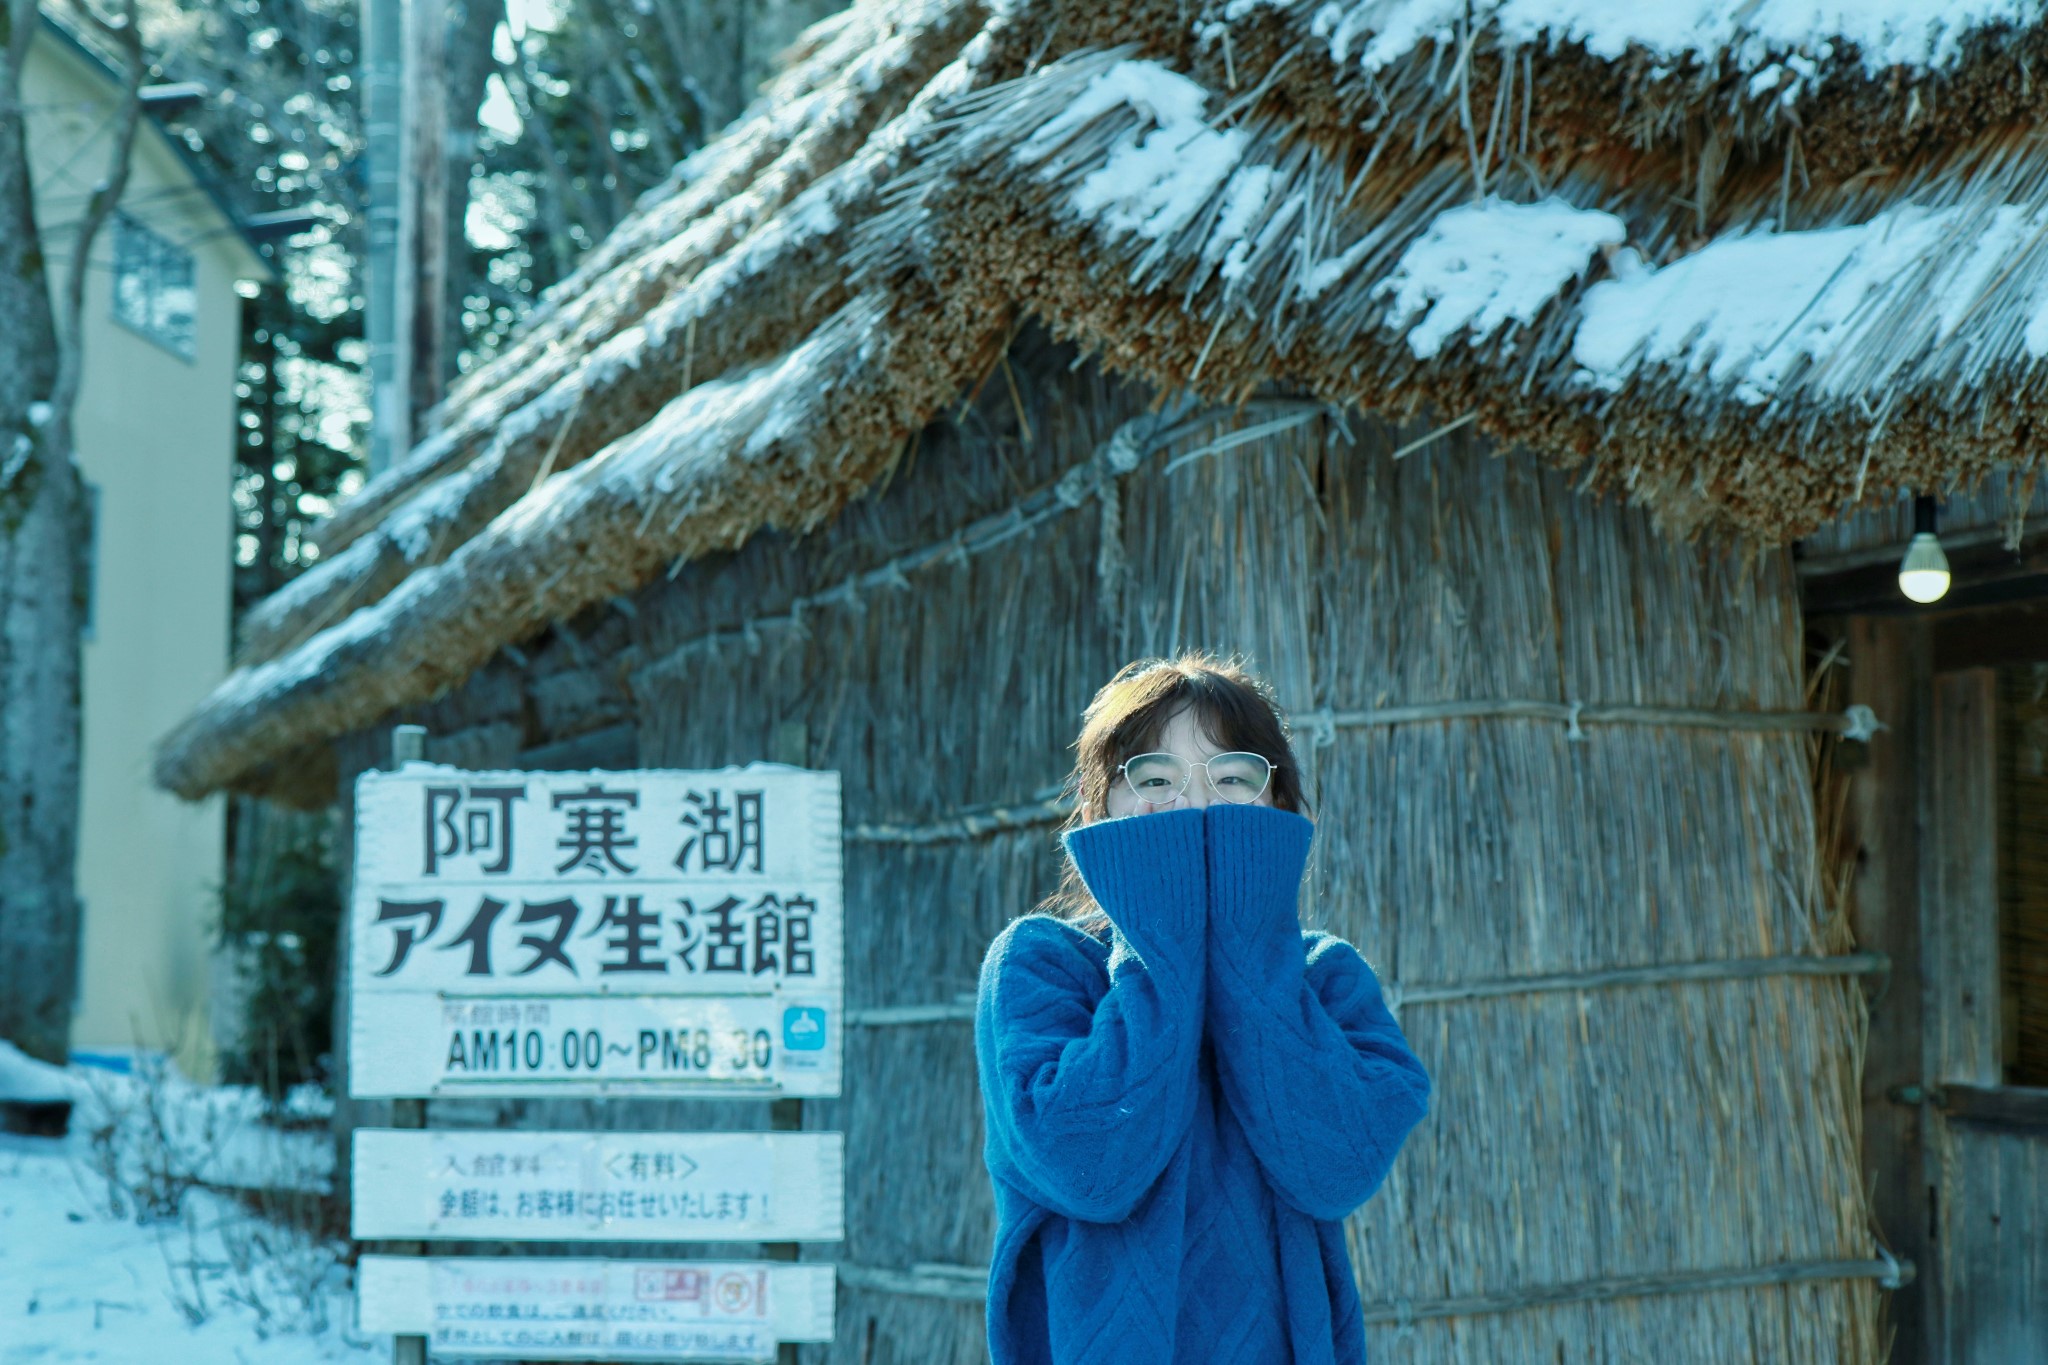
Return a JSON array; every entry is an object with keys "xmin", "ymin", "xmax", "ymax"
[{"xmin": 1842, "ymin": 620, "xmax": 2048, "ymax": 1365}]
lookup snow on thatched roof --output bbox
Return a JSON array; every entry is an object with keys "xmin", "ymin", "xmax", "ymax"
[
  {"xmin": 1291, "ymin": 0, "xmax": 2031, "ymax": 73},
  {"xmin": 156, "ymin": 0, "xmax": 2048, "ymax": 800}
]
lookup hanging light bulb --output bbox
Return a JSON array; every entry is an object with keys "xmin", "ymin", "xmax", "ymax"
[{"xmin": 1897, "ymin": 494, "xmax": 1951, "ymax": 604}]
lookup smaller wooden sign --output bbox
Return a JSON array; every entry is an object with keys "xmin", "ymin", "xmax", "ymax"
[
  {"xmin": 357, "ymin": 1255, "xmax": 835, "ymax": 1361},
  {"xmin": 352, "ymin": 1129, "xmax": 844, "ymax": 1242}
]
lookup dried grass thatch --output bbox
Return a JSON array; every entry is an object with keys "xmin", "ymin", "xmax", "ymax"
[{"xmin": 161, "ymin": 0, "xmax": 2047, "ymax": 802}]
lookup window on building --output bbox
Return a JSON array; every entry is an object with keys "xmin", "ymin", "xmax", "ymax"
[{"xmin": 111, "ymin": 214, "xmax": 196, "ymax": 360}]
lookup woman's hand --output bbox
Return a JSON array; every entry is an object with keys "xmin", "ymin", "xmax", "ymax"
[
  {"xmin": 974, "ymin": 806, "xmax": 1213, "ymax": 1223},
  {"xmin": 1203, "ymin": 802, "xmax": 1314, "ymax": 937},
  {"xmin": 1061, "ymin": 806, "xmax": 1209, "ymax": 942},
  {"xmin": 1198, "ymin": 802, "xmax": 1430, "ymax": 1221}
]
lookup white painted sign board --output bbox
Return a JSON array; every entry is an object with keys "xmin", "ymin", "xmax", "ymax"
[
  {"xmin": 352, "ymin": 1129, "xmax": 844, "ymax": 1242},
  {"xmin": 348, "ymin": 762, "xmax": 842, "ymax": 1098},
  {"xmin": 357, "ymin": 1255, "xmax": 835, "ymax": 1360}
]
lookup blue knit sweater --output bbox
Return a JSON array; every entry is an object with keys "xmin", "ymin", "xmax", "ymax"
[{"xmin": 974, "ymin": 803, "xmax": 1431, "ymax": 1365}]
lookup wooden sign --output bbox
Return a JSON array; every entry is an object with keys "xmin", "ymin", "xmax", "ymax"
[
  {"xmin": 357, "ymin": 1255, "xmax": 836, "ymax": 1360},
  {"xmin": 352, "ymin": 1129, "xmax": 844, "ymax": 1242},
  {"xmin": 348, "ymin": 762, "xmax": 843, "ymax": 1098}
]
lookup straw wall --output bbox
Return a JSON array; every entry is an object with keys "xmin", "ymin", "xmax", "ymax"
[{"xmin": 340, "ymin": 325, "xmax": 1884, "ymax": 1362}]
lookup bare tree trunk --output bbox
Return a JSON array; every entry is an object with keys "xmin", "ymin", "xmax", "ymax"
[
  {"xmin": 647, "ymin": 0, "xmax": 708, "ymax": 146},
  {"xmin": 580, "ymin": 54, "xmax": 629, "ymax": 234},
  {"xmin": 251, "ymin": 295, "xmax": 283, "ymax": 596},
  {"xmin": 401, "ymin": 0, "xmax": 450, "ymax": 436},
  {"xmin": 502, "ymin": 32, "xmax": 588, "ymax": 277},
  {"xmin": 580, "ymin": 0, "xmax": 682, "ymax": 169},
  {"xmin": 439, "ymin": 0, "xmax": 507, "ymax": 397},
  {"xmin": 665, "ymin": 0, "xmax": 746, "ymax": 131},
  {"xmin": 0, "ymin": 0, "xmax": 144, "ymax": 1065},
  {"xmin": 648, "ymin": 0, "xmax": 845, "ymax": 138}
]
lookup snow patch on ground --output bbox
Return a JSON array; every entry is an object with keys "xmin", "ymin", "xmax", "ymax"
[
  {"xmin": 0, "ymin": 1043, "xmax": 77, "ymax": 1105},
  {"xmin": 1374, "ymin": 195, "xmax": 1626, "ymax": 357},
  {"xmin": 1, "ymin": 1061, "xmax": 377, "ymax": 1365},
  {"xmin": 67, "ymin": 1059, "xmax": 334, "ymax": 1198}
]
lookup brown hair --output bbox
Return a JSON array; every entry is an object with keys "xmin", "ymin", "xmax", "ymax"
[{"xmin": 1035, "ymin": 649, "xmax": 1311, "ymax": 939}]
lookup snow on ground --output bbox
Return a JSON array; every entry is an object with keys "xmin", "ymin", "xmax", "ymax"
[
  {"xmin": 1, "ymin": 1056, "xmax": 382, "ymax": 1365},
  {"xmin": 0, "ymin": 1044, "xmax": 75, "ymax": 1105}
]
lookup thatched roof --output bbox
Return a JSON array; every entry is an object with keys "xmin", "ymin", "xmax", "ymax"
[{"xmin": 158, "ymin": 0, "xmax": 2048, "ymax": 801}]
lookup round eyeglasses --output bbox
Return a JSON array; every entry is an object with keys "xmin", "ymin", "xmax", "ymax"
[{"xmin": 1116, "ymin": 751, "xmax": 1277, "ymax": 806}]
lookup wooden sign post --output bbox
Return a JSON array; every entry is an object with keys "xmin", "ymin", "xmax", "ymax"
[
  {"xmin": 349, "ymin": 744, "xmax": 845, "ymax": 1362},
  {"xmin": 349, "ymin": 760, "xmax": 843, "ymax": 1100}
]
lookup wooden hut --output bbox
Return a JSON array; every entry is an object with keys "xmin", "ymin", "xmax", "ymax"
[{"xmin": 156, "ymin": 2, "xmax": 2048, "ymax": 1361}]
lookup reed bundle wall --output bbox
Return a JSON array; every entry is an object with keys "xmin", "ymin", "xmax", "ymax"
[{"xmin": 335, "ymin": 328, "xmax": 1884, "ymax": 1363}]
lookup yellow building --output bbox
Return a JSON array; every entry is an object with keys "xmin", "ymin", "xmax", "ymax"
[{"xmin": 24, "ymin": 17, "xmax": 273, "ymax": 1075}]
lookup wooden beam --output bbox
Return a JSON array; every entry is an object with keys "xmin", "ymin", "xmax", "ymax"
[
  {"xmin": 1928, "ymin": 670, "xmax": 2004, "ymax": 1088},
  {"xmin": 1922, "ymin": 667, "xmax": 2006, "ymax": 1365},
  {"xmin": 1800, "ymin": 525, "xmax": 2048, "ymax": 617},
  {"xmin": 768, "ymin": 718, "xmax": 808, "ymax": 1365},
  {"xmin": 1930, "ymin": 600, "xmax": 2048, "ymax": 670},
  {"xmin": 514, "ymin": 721, "xmax": 638, "ymax": 772},
  {"xmin": 1934, "ymin": 1083, "xmax": 2048, "ymax": 1138},
  {"xmin": 1842, "ymin": 617, "xmax": 1933, "ymax": 1365},
  {"xmin": 1798, "ymin": 515, "xmax": 2048, "ymax": 578}
]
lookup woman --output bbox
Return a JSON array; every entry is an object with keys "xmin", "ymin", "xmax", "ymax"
[{"xmin": 974, "ymin": 650, "xmax": 1431, "ymax": 1365}]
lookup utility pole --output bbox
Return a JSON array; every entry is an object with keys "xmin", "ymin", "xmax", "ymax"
[{"xmin": 361, "ymin": 0, "xmax": 407, "ymax": 475}]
